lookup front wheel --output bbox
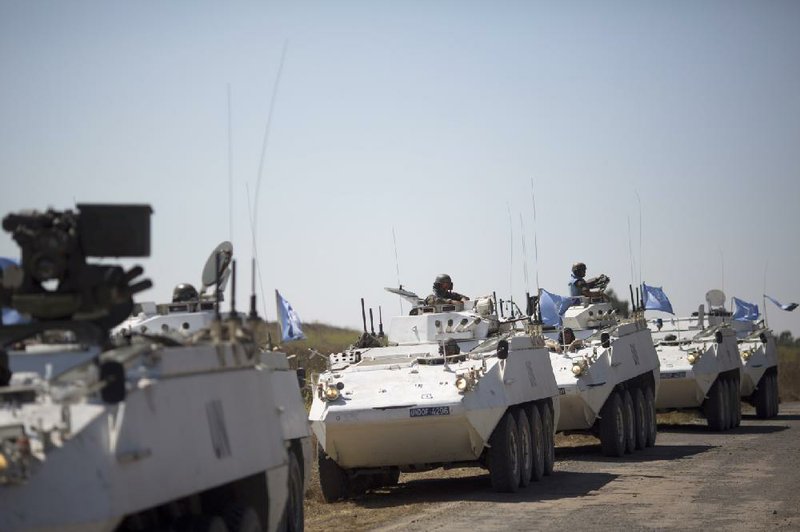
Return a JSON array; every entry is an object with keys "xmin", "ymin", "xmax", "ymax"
[
  {"xmin": 488, "ymin": 411, "xmax": 521, "ymax": 492},
  {"xmin": 599, "ymin": 392, "xmax": 626, "ymax": 457},
  {"xmin": 538, "ymin": 401, "xmax": 555, "ymax": 476},
  {"xmin": 280, "ymin": 451, "xmax": 304, "ymax": 531},
  {"xmin": 644, "ymin": 385, "xmax": 657, "ymax": 447},
  {"xmin": 318, "ymin": 446, "xmax": 349, "ymax": 503},
  {"xmin": 632, "ymin": 387, "xmax": 647, "ymax": 450},
  {"xmin": 705, "ymin": 378, "xmax": 727, "ymax": 431}
]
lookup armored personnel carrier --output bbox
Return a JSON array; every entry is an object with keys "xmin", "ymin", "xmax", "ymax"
[
  {"xmin": 309, "ymin": 288, "xmax": 560, "ymax": 501},
  {"xmin": 706, "ymin": 299, "xmax": 779, "ymax": 419},
  {"xmin": 649, "ymin": 290, "xmax": 742, "ymax": 431},
  {"xmin": 547, "ymin": 294, "xmax": 660, "ymax": 456},
  {"xmin": 0, "ymin": 205, "xmax": 309, "ymax": 532}
]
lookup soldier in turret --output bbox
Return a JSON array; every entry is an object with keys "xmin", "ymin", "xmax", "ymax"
[
  {"xmin": 425, "ymin": 274, "xmax": 469, "ymax": 305},
  {"xmin": 569, "ymin": 262, "xmax": 609, "ymax": 299}
]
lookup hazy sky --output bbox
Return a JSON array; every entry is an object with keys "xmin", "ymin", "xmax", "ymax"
[{"xmin": 1, "ymin": 1, "xmax": 799, "ymax": 336}]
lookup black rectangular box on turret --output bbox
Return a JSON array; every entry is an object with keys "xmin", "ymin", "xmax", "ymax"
[{"xmin": 77, "ymin": 204, "xmax": 153, "ymax": 257}]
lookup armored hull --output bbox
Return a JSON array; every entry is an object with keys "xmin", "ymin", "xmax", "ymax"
[
  {"xmin": 310, "ymin": 295, "xmax": 561, "ymax": 499},
  {"xmin": 548, "ymin": 300, "xmax": 660, "ymax": 456},
  {"xmin": 730, "ymin": 321, "xmax": 779, "ymax": 418}
]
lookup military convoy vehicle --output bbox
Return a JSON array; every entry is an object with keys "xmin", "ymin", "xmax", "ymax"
[
  {"xmin": 0, "ymin": 205, "xmax": 309, "ymax": 532},
  {"xmin": 309, "ymin": 288, "xmax": 560, "ymax": 500},
  {"xmin": 649, "ymin": 290, "xmax": 742, "ymax": 431},
  {"xmin": 548, "ymin": 294, "xmax": 660, "ymax": 456}
]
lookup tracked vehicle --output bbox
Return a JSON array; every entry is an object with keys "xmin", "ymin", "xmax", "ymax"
[
  {"xmin": 650, "ymin": 290, "xmax": 742, "ymax": 431},
  {"xmin": 309, "ymin": 288, "xmax": 560, "ymax": 501},
  {"xmin": 0, "ymin": 205, "xmax": 309, "ymax": 532},
  {"xmin": 547, "ymin": 293, "xmax": 660, "ymax": 457}
]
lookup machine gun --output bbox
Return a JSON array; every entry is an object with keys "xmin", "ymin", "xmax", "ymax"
[{"xmin": 0, "ymin": 204, "xmax": 152, "ymax": 348}]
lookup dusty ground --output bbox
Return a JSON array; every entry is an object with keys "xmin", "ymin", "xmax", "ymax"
[{"xmin": 304, "ymin": 403, "xmax": 800, "ymax": 531}]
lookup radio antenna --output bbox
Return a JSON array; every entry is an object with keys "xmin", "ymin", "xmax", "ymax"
[
  {"xmin": 530, "ymin": 179, "xmax": 540, "ymax": 293},
  {"xmin": 635, "ymin": 190, "xmax": 643, "ymax": 287},
  {"xmin": 627, "ymin": 215, "xmax": 636, "ymax": 289},
  {"xmin": 227, "ymin": 83, "xmax": 234, "ymax": 244},
  {"xmin": 392, "ymin": 227, "xmax": 403, "ymax": 314},
  {"xmin": 507, "ymin": 203, "xmax": 513, "ymax": 301},
  {"xmin": 246, "ymin": 183, "xmax": 268, "ymax": 318},
  {"xmin": 520, "ymin": 214, "xmax": 529, "ymax": 294}
]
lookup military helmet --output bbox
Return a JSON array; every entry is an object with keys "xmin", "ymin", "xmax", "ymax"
[
  {"xmin": 572, "ymin": 262, "xmax": 587, "ymax": 275},
  {"xmin": 172, "ymin": 283, "xmax": 199, "ymax": 303},
  {"xmin": 433, "ymin": 273, "xmax": 452, "ymax": 289}
]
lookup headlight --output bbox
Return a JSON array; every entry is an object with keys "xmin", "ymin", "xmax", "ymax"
[
  {"xmin": 571, "ymin": 359, "xmax": 588, "ymax": 377},
  {"xmin": 455, "ymin": 376, "xmax": 469, "ymax": 392},
  {"xmin": 0, "ymin": 452, "xmax": 7, "ymax": 472},
  {"xmin": 742, "ymin": 350, "xmax": 752, "ymax": 361},
  {"xmin": 324, "ymin": 386, "xmax": 340, "ymax": 401},
  {"xmin": 687, "ymin": 352, "xmax": 699, "ymax": 364}
]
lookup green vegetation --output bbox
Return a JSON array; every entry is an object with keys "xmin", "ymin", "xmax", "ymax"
[{"xmin": 777, "ymin": 331, "xmax": 800, "ymax": 402}]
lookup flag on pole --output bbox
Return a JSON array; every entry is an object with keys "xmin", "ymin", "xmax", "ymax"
[
  {"xmin": 539, "ymin": 289, "xmax": 575, "ymax": 327},
  {"xmin": 764, "ymin": 295, "xmax": 798, "ymax": 312},
  {"xmin": 642, "ymin": 284, "xmax": 674, "ymax": 314},
  {"xmin": 732, "ymin": 297, "xmax": 759, "ymax": 321},
  {"xmin": 0, "ymin": 257, "xmax": 25, "ymax": 325},
  {"xmin": 275, "ymin": 290, "xmax": 305, "ymax": 342}
]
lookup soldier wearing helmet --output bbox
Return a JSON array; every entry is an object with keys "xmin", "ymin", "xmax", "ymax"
[
  {"xmin": 172, "ymin": 283, "xmax": 199, "ymax": 303},
  {"xmin": 425, "ymin": 274, "xmax": 469, "ymax": 305},
  {"xmin": 569, "ymin": 262, "xmax": 609, "ymax": 299}
]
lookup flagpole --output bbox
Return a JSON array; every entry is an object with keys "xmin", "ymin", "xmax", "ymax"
[{"xmin": 763, "ymin": 261, "xmax": 769, "ymax": 328}]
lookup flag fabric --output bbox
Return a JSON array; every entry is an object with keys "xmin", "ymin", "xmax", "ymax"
[
  {"xmin": 275, "ymin": 290, "xmax": 305, "ymax": 342},
  {"xmin": 764, "ymin": 295, "xmax": 798, "ymax": 312},
  {"xmin": 539, "ymin": 289, "xmax": 575, "ymax": 327},
  {"xmin": 732, "ymin": 297, "xmax": 759, "ymax": 321},
  {"xmin": 642, "ymin": 284, "xmax": 674, "ymax": 314},
  {"xmin": 0, "ymin": 257, "xmax": 25, "ymax": 325}
]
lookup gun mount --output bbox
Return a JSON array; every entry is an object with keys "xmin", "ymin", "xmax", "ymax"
[{"xmin": 0, "ymin": 204, "xmax": 152, "ymax": 347}]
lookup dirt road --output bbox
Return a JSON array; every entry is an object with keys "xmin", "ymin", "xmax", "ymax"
[{"xmin": 305, "ymin": 403, "xmax": 800, "ymax": 531}]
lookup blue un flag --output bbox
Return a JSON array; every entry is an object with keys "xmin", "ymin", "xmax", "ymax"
[
  {"xmin": 539, "ymin": 289, "xmax": 576, "ymax": 327},
  {"xmin": 642, "ymin": 284, "xmax": 674, "ymax": 315},
  {"xmin": 275, "ymin": 290, "xmax": 305, "ymax": 342},
  {"xmin": 732, "ymin": 297, "xmax": 759, "ymax": 321}
]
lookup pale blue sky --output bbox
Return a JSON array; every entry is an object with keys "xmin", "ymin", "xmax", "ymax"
[{"xmin": 1, "ymin": 1, "xmax": 799, "ymax": 336}]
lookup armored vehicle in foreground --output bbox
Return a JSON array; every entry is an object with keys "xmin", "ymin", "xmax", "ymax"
[
  {"xmin": 650, "ymin": 290, "xmax": 742, "ymax": 431},
  {"xmin": 0, "ymin": 205, "xmax": 309, "ymax": 532},
  {"xmin": 309, "ymin": 288, "xmax": 560, "ymax": 500},
  {"xmin": 547, "ymin": 292, "xmax": 660, "ymax": 456}
]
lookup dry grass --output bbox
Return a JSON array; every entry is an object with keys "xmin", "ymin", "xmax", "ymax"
[{"xmin": 778, "ymin": 344, "xmax": 800, "ymax": 402}]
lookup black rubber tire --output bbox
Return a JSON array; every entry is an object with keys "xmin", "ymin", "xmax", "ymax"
[
  {"xmin": 514, "ymin": 408, "xmax": 532, "ymax": 487},
  {"xmin": 721, "ymin": 378, "xmax": 732, "ymax": 430},
  {"xmin": 599, "ymin": 392, "xmax": 626, "ymax": 457},
  {"xmin": 318, "ymin": 445, "xmax": 349, "ymax": 503},
  {"xmin": 730, "ymin": 374, "xmax": 741, "ymax": 428},
  {"xmin": 224, "ymin": 506, "xmax": 262, "ymax": 532},
  {"xmin": 177, "ymin": 515, "xmax": 229, "ymax": 532},
  {"xmin": 644, "ymin": 385, "xmax": 657, "ymax": 448},
  {"xmin": 381, "ymin": 468, "xmax": 401, "ymax": 487},
  {"xmin": 754, "ymin": 373, "xmax": 770, "ymax": 419},
  {"xmin": 632, "ymin": 387, "xmax": 648, "ymax": 450},
  {"xmin": 622, "ymin": 389, "xmax": 636, "ymax": 454},
  {"xmin": 529, "ymin": 405, "xmax": 545, "ymax": 482},
  {"xmin": 705, "ymin": 378, "xmax": 727, "ymax": 431},
  {"xmin": 538, "ymin": 401, "xmax": 555, "ymax": 476},
  {"xmin": 769, "ymin": 372, "xmax": 780, "ymax": 418},
  {"xmin": 279, "ymin": 451, "xmax": 304, "ymax": 532},
  {"xmin": 488, "ymin": 411, "xmax": 521, "ymax": 492}
]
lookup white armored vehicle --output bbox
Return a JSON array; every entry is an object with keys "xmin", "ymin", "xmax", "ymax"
[
  {"xmin": 309, "ymin": 288, "xmax": 560, "ymax": 500},
  {"xmin": 707, "ymin": 300, "xmax": 779, "ymax": 419},
  {"xmin": 547, "ymin": 293, "xmax": 660, "ymax": 457},
  {"xmin": 650, "ymin": 290, "xmax": 742, "ymax": 431},
  {"xmin": 0, "ymin": 205, "xmax": 309, "ymax": 532}
]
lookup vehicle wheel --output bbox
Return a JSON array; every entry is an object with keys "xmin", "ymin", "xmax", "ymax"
[
  {"xmin": 754, "ymin": 373, "xmax": 770, "ymax": 419},
  {"xmin": 537, "ymin": 401, "xmax": 555, "ymax": 476},
  {"xmin": 514, "ymin": 408, "xmax": 532, "ymax": 487},
  {"xmin": 528, "ymin": 405, "xmax": 545, "ymax": 482},
  {"xmin": 771, "ymin": 372, "xmax": 780, "ymax": 418},
  {"xmin": 224, "ymin": 506, "xmax": 262, "ymax": 532},
  {"xmin": 632, "ymin": 387, "xmax": 647, "ymax": 450},
  {"xmin": 318, "ymin": 445, "xmax": 349, "ymax": 502},
  {"xmin": 278, "ymin": 451, "xmax": 304, "ymax": 532},
  {"xmin": 722, "ymin": 378, "xmax": 732, "ymax": 430},
  {"xmin": 622, "ymin": 389, "xmax": 636, "ymax": 454},
  {"xmin": 488, "ymin": 411, "xmax": 521, "ymax": 492},
  {"xmin": 644, "ymin": 385, "xmax": 657, "ymax": 448},
  {"xmin": 730, "ymin": 375, "xmax": 741, "ymax": 428},
  {"xmin": 599, "ymin": 392, "xmax": 626, "ymax": 457},
  {"xmin": 382, "ymin": 468, "xmax": 400, "ymax": 487},
  {"xmin": 705, "ymin": 378, "xmax": 726, "ymax": 431}
]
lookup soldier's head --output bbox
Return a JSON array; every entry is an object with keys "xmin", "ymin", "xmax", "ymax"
[
  {"xmin": 433, "ymin": 273, "xmax": 453, "ymax": 292},
  {"xmin": 440, "ymin": 338, "xmax": 460, "ymax": 356},
  {"xmin": 559, "ymin": 327, "xmax": 576, "ymax": 345},
  {"xmin": 572, "ymin": 262, "xmax": 587, "ymax": 278},
  {"xmin": 172, "ymin": 283, "xmax": 199, "ymax": 303}
]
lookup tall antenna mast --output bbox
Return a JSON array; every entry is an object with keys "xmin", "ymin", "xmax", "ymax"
[
  {"xmin": 227, "ymin": 83, "xmax": 234, "ymax": 244},
  {"xmin": 530, "ymin": 179, "xmax": 540, "ymax": 293},
  {"xmin": 763, "ymin": 260, "xmax": 769, "ymax": 327},
  {"xmin": 249, "ymin": 40, "xmax": 289, "ymax": 321},
  {"xmin": 246, "ymin": 183, "xmax": 268, "ymax": 319},
  {"xmin": 627, "ymin": 215, "xmax": 636, "ymax": 289},
  {"xmin": 507, "ymin": 203, "xmax": 513, "ymax": 300},
  {"xmin": 635, "ymin": 190, "xmax": 643, "ymax": 287},
  {"xmin": 392, "ymin": 227, "xmax": 403, "ymax": 314},
  {"xmin": 519, "ymin": 214, "xmax": 529, "ymax": 293}
]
